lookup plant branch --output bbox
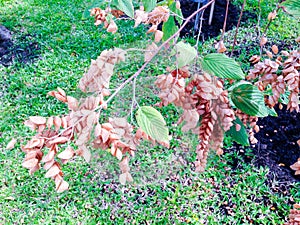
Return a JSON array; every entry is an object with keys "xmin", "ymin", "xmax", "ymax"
[
  {"xmin": 130, "ymin": 76, "xmax": 138, "ymax": 124},
  {"xmin": 195, "ymin": 9, "xmax": 205, "ymax": 48},
  {"xmin": 220, "ymin": 0, "xmax": 229, "ymax": 42},
  {"xmin": 44, "ymin": 0, "xmax": 216, "ymax": 141},
  {"xmin": 260, "ymin": 6, "xmax": 281, "ymax": 56},
  {"xmin": 257, "ymin": 0, "xmax": 261, "ymax": 38},
  {"xmin": 230, "ymin": 0, "xmax": 246, "ymax": 57},
  {"xmin": 95, "ymin": 0, "xmax": 216, "ymax": 111}
]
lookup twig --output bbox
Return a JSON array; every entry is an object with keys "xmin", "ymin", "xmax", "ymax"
[
  {"xmin": 194, "ymin": 8, "xmax": 205, "ymax": 72},
  {"xmin": 208, "ymin": 1, "xmax": 215, "ymax": 25},
  {"xmin": 262, "ymin": 15, "xmax": 275, "ymax": 36},
  {"xmin": 257, "ymin": 0, "xmax": 261, "ymax": 37},
  {"xmin": 45, "ymin": 0, "xmax": 216, "ymax": 141},
  {"xmin": 220, "ymin": 0, "xmax": 229, "ymax": 42},
  {"xmin": 130, "ymin": 76, "xmax": 138, "ymax": 124},
  {"xmin": 259, "ymin": 5, "xmax": 281, "ymax": 56},
  {"xmin": 230, "ymin": 0, "xmax": 246, "ymax": 57},
  {"xmin": 95, "ymin": 0, "xmax": 216, "ymax": 111},
  {"xmin": 126, "ymin": 48, "xmax": 156, "ymax": 52},
  {"xmin": 195, "ymin": 9, "xmax": 205, "ymax": 48}
]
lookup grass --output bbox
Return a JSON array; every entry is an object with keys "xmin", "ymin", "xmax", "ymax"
[{"xmin": 1, "ymin": 0, "xmax": 299, "ymax": 224}]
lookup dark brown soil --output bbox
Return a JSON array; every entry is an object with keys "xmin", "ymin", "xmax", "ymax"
[
  {"xmin": 179, "ymin": 0, "xmax": 257, "ymax": 39},
  {"xmin": 0, "ymin": 27, "xmax": 40, "ymax": 66},
  {"xmin": 224, "ymin": 105, "xmax": 300, "ymax": 192},
  {"xmin": 254, "ymin": 106, "xmax": 300, "ymax": 183}
]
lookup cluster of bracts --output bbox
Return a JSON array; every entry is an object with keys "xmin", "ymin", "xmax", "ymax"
[
  {"xmin": 285, "ymin": 204, "xmax": 300, "ymax": 225},
  {"xmin": 155, "ymin": 68, "xmax": 235, "ymax": 172},
  {"xmin": 154, "ymin": 48, "xmax": 299, "ymax": 173},
  {"xmin": 248, "ymin": 49, "xmax": 300, "ymax": 112},
  {"xmin": 91, "ymin": 2, "xmax": 178, "ymax": 43},
  {"xmin": 20, "ymin": 45, "xmax": 300, "ymax": 192},
  {"xmin": 21, "ymin": 49, "xmax": 157, "ymax": 192}
]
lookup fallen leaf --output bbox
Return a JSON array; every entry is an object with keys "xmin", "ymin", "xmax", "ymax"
[
  {"xmin": 119, "ymin": 173, "xmax": 127, "ymax": 185},
  {"xmin": 6, "ymin": 138, "xmax": 17, "ymax": 150}
]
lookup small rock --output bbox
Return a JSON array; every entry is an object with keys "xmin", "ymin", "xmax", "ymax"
[
  {"xmin": 0, "ymin": 25, "xmax": 12, "ymax": 42},
  {"xmin": 261, "ymin": 144, "xmax": 268, "ymax": 150}
]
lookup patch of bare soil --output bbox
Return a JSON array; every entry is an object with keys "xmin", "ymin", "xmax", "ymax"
[
  {"xmin": 225, "ymin": 105, "xmax": 300, "ymax": 193},
  {"xmin": 0, "ymin": 25, "xmax": 40, "ymax": 66},
  {"xmin": 179, "ymin": 0, "xmax": 256, "ymax": 39}
]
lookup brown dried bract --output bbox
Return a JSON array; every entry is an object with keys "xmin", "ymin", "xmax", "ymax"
[
  {"xmin": 215, "ymin": 41, "xmax": 227, "ymax": 53},
  {"xmin": 90, "ymin": 7, "xmax": 118, "ymax": 33},
  {"xmin": 290, "ymin": 158, "xmax": 300, "ymax": 175},
  {"xmin": 79, "ymin": 48, "xmax": 126, "ymax": 93},
  {"xmin": 284, "ymin": 203, "xmax": 300, "ymax": 225}
]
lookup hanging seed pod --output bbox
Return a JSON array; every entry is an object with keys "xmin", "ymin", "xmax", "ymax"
[{"xmin": 260, "ymin": 37, "xmax": 267, "ymax": 46}]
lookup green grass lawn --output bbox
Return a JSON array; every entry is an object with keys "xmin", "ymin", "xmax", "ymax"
[{"xmin": 1, "ymin": 0, "xmax": 299, "ymax": 224}]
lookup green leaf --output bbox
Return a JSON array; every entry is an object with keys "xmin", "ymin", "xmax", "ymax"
[
  {"xmin": 230, "ymin": 83, "xmax": 269, "ymax": 117},
  {"xmin": 142, "ymin": 0, "xmax": 156, "ymax": 12},
  {"xmin": 112, "ymin": 0, "xmax": 134, "ymax": 18},
  {"xmin": 169, "ymin": 1, "xmax": 183, "ymax": 25},
  {"xmin": 228, "ymin": 80, "xmax": 251, "ymax": 92},
  {"xmin": 281, "ymin": 0, "xmax": 300, "ymax": 18},
  {"xmin": 201, "ymin": 53, "xmax": 245, "ymax": 80},
  {"xmin": 162, "ymin": 16, "xmax": 178, "ymax": 42},
  {"xmin": 226, "ymin": 118, "xmax": 249, "ymax": 146},
  {"xmin": 267, "ymin": 107, "xmax": 278, "ymax": 117},
  {"xmin": 136, "ymin": 106, "xmax": 169, "ymax": 143},
  {"xmin": 171, "ymin": 41, "xmax": 197, "ymax": 68},
  {"xmin": 161, "ymin": 1, "xmax": 183, "ymax": 42},
  {"xmin": 279, "ymin": 91, "xmax": 290, "ymax": 104}
]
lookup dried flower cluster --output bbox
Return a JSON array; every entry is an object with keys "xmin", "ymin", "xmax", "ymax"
[
  {"xmin": 155, "ymin": 68, "xmax": 188, "ymax": 108},
  {"xmin": 92, "ymin": 118, "xmax": 135, "ymax": 160},
  {"xmin": 242, "ymin": 49, "xmax": 300, "ymax": 147},
  {"xmin": 290, "ymin": 158, "xmax": 300, "ymax": 175},
  {"xmin": 285, "ymin": 204, "xmax": 300, "ymax": 225},
  {"xmin": 21, "ymin": 46, "xmax": 174, "ymax": 192},
  {"xmin": 134, "ymin": 6, "xmax": 170, "ymax": 42},
  {"xmin": 79, "ymin": 48, "xmax": 125, "ymax": 94},
  {"xmin": 22, "ymin": 113, "xmax": 73, "ymax": 193},
  {"xmin": 211, "ymin": 90, "xmax": 236, "ymax": 154},
  {"xmin": 156, "ymin": 71, "xmax": 235, "ymax": 171},
  {"xmin": 21, "ymin": 48, "xmax": 138, "ymax": 191},
  {"xmin": 235, "ymin": 109, "xmax": 259, "ymax": 144},
  {"xmin": 248, "ymin": 49, "xmax": 300, "ymax": 112},
  {"xmin": 90, "ymin": 7, "xmax": 118, "ymax": 33},
  {"xmin": 283, "ymin": 50, "xmax": 300, "ymax": 112}
]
